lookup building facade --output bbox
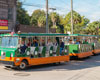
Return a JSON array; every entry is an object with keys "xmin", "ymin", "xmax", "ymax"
[
  {"xmin": 0, "ymin": 0, "xmax": 17, "ymax": 33},
  {"xmin": 15, "ymin": 24, "xmax": 56, "ymax": 33}
]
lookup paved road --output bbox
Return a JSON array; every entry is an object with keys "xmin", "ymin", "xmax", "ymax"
[{"xmin": 0, "ymin": 55, "xmax": 100, "ymax": 80}]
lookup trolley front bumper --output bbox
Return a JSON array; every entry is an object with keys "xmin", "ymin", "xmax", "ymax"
[{"xmin": 0, "ymin": 61, "xmax": 14, "ymax": 66}]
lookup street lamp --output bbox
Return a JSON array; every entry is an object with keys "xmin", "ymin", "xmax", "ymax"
[{"xmin": 49, "ymin": 8, "xmax": 56, "ymax": 11}]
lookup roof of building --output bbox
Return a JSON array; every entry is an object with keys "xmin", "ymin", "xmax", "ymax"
[{"xmin": 15, "ymin": 24, "xmax": 56, "ymax": 33}]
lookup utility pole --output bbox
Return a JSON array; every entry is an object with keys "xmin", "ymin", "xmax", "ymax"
[
  {"xmin": 13, "ymin": 0, "xmax": 17, "ymax": 32},
  {"xmin": 46, "ymin": 0, "xmax": 49, "ymax": 33},
  {"xmin": 71, "ymin": 0, "xmax": 74, "ymax": 34}
]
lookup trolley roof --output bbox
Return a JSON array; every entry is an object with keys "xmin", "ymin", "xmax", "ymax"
[{"xmin": 0, "ymin": 33, "xmax": 98, "ymax": 37}]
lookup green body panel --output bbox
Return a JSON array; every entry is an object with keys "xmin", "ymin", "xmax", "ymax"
[
  {"xmin": 34, "ymin": 47, "xmax": 39, "ymax": 58},
  {"xmin": 0, "ymin": 47, "xmax": 17, "ymax": 57},
  {"xmin": 42, "ymin": 47, "xmax": 46, "ymax": 57},
  {"xmin": 67, "ymin": 44, "xmax": 79, "ymax": 54},
  {"xmin": 13, "ymin": 49, "xmax": 28, "ymax": 57}
]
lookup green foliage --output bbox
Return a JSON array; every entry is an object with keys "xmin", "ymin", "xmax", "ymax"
[
  {"xmin": 38, "ymin": 16, "xmax": 46, "ymax": 27},
  {"xmin": 30, "ymin": 9, "xmax": 45, "ymax": 26},
  {"xmin": 65, "ymin": 11, "xmax": 82, "ymax": 24},
  {"xmin": 64, "ymin": 11, "xmax": 90, "ymax": 34},
  {"xmin": 16, "ymin": 2, "xmax": 100, "ymax": 35},
  {"xmin": 17, "ymin": 1, "xmax": 30, "ymax": 25},
  {"xmin": 85, "ymin": 21, "xmax": 100, "ymax": 35},
  {"xmin": 50, "ymin": 12, "xmax": 59, "ymax": 26},
  {"xmin": 50, "ymin": 12, "xmax": 65, "ymax": 33}
]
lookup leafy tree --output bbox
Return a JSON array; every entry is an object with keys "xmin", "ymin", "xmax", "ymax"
[
  {"xmin": 85, "ymin": 21, "xmax": 100, "ymax": 35},
  {"xmin": 50, "ymin": 12, "xmax": 59, "ymax": 27},
  {"xmin": 38, "ymin": 16, "xmax": 46, "ymax": 27},
  {"xmin": 17, "ymin": 1, "xmax": 30, "ymax": 25},
  {"xmin": 30, "ymin": 9, "xmax": 45, "ymax": 26},
  {"xmin": 64, "ymin": 11, "xmax": 90, "ymax": 34}
]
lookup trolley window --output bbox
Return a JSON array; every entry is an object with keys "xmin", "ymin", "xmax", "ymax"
[{"xmin": 1, "ymin": 37, "xmax": 18, "ymax": 48}]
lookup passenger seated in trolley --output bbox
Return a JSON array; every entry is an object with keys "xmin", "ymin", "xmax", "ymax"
[
  {"xmin": 53, "ymin": 39, "xmax": 58, "ymax": 54},
  {"xmin": 76, "ymin": 40, "xmax": 80, "ymax": 44},
  {"xmin": 47, "ymin": 39, "xmax": 53, "ymax": 46},
  {"xmin": 42, "ymin": 39, "xmax": 45, "ymax": 46},
  {"xmin": 31, "ymin": 38, "xmax": 39, "ymax": 47},
  {"xmin": 83, "ymin": 39, "xmax": 88, "ymax": 44},
  {"xmin": 46, "ymin": 39, "xmax": 53, "ymax": 54},
  {"xmin": 27, "ymin": 39, "xmax": 31, "ymax": 47},
  {"xmin": 69, "ymin": 39, "xmax": 73, "ymax": 44},
  {"xmin": 20, "ymin": 41, "xmax": 28, "ymax": 54},
  {"xmin": 38, "ymin": 39, "xmax": 45, "ymax": 57},
  {"xmin": 34, "ymin": 39, "xmax": 39, "ymax": 47},
  {"xmin": 60, "ymin": 39, "xmax": 64, "ymax": 55}
]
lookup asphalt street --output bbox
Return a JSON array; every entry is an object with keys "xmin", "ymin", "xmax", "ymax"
[{"xmin": 0, "ymin": 55, "xmax": 100, "ymax": 80}]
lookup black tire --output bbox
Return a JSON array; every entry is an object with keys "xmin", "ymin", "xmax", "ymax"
[
  {"xmin": 53, "ymin": 62, "xmax": 61, "ymax": 66},
  {"xmin": 18, "ymin": 60, "xmax": 28, "ymax": 70}
]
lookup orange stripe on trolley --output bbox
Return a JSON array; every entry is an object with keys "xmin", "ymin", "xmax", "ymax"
[
  {"xmin": 0, "ymin": 56, "xmax": 70, "ymax": 66},
  {"xmin": 93, "ymin": 49, "xmax": 100, "ymax": 54},
  {"xmin": 69, "ymin": 53, "xmax": 77, "ymax": 56},
  {"xmin": 14, "ymin": 56, "xmax": 70, "ymax": 66},
  {"xmin": 0, "ymin": 57, "xmax": 14, "ymax": 61},
  {"xmin": 77, "ymin": 51, "xmax": 93, "ymax": 58}
]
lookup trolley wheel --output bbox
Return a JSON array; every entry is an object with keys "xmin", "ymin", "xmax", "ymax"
[
  {"xmin": 53, "ymin": 62, "xmax": 61, "ymax": 66},
  {"xmin": 18, "ymin": 60, "xmax": 28, "ymax": 70}
]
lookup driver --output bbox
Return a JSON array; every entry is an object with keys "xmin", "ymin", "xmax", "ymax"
[{"xmin": 20, "ymin": 41, "xmax": 28, "ymax": 54}]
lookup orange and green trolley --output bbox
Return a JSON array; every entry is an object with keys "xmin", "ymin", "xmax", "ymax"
[
  {"xmin": 92, "ymin": 35, "xmax": 100, "ymax": 55},
  {"xmin": 65, "ymin": 34, "xmax": 97, "ymax": 59},
  {"xmin": 0, "ymin": 33, "xmax": 69, "ymax": 69},
  {"xmin": 0, "ymin": 33, "xmax": 100, "ymax": 69}
]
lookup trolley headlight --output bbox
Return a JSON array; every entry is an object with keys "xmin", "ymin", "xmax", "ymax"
[
  {"xmin": 16, "ymin": 58, "xmax": 20, "ymax": 63},
  {"xmin": 1, "ymin": 51, "xmax": 5, "ymax": 56}
]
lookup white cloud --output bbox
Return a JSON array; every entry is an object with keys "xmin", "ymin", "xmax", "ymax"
[{"xmin": 88, "ymin": 12, "xmax": 100, "ymax": 22}]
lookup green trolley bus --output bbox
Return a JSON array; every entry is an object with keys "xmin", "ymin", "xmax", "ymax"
[
  {"xmin": 66, "ymin": 34, "xmax": 100, "ymax": 58},
  {"xmin": 0, "ymin": 33, "xmax": 100, "ymax": 69},
  {"xmin": 0, "ymin": 33, "xmax": 69, "ymax": 69}
]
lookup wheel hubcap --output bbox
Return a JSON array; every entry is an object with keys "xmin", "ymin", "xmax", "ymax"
[{"xmin": 20, "ymin": 62, "xmax": 26, "ymax": 69}]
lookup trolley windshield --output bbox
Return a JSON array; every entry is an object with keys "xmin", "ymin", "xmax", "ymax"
[{"xmin": 1, "ymin": 36, "xmax": 18, "ymax": 48}]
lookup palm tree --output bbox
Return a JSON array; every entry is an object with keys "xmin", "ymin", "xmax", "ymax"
[
  {"xmin": 50, "ymin": 12, "xmax": 59, "ymax": 27},
  {"xmin": 38, "ymin": 16, "xmax": 46, "ymax": 27}
]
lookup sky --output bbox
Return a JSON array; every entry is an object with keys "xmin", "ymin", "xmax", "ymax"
[{"xmin": 20, "ymin": 0, "xmax": 100, "ymax": 22}]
